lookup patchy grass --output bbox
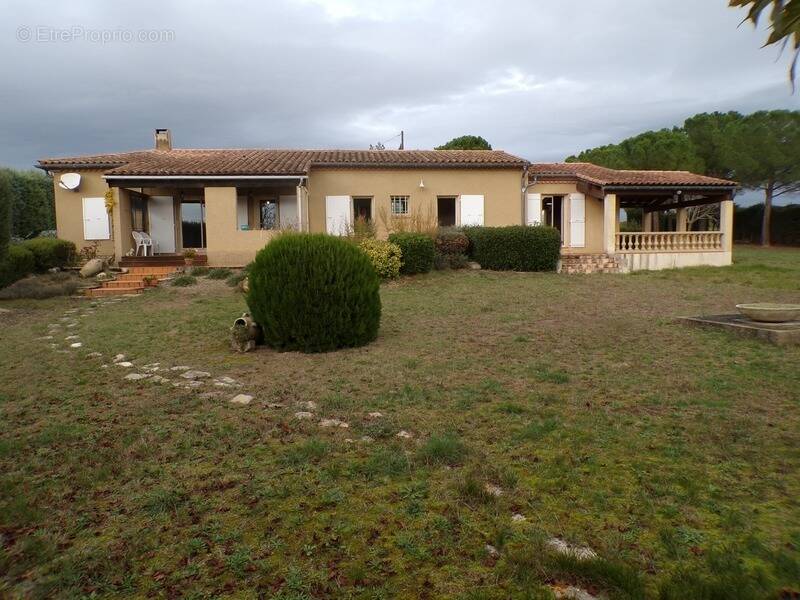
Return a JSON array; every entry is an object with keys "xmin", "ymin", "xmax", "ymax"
[
  {"xmin": 1, "ymin": 245, "xmax": 799, "ymax": 598},
  {"xmin": 207, "ymin": 267, "xmax": 233, "ymax": 280},
  {"xmin": 188, "ymin": 266, "xmax": 210, "ymax": 277},
  {"xmin": 0, "ymin": 272, "xmax": 81, "ymax": 299},
  {"xmin": 171, "ymin": 274, "xmax": 198, "ymax": 287}
]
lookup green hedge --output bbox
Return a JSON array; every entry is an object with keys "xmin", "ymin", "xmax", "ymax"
[
  {"xmin": 734, "ymin": 204, "xmax": 800, "ymax": 246},
  {"xmin": 20, "ymin": 238, "xmax": 76, "ymax": 271},
  {"xmin": 463, "ymin": 225, "xmax": 561, "ymax": 271},
  {"xmin": 388, "ymin": 232, "xmax": 435, "ymax": 275},
  {"xmin": 0, "ymin": 245, "xmax": 36, "ymax": 288},
  {"xmin": 247, "ymin": 233, "xmax": 381, "ymax": 352}
]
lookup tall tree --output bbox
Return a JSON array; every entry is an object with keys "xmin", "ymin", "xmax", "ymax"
[
  {"xmin": 567, "ymin": 128, "xmax": 704, "ymax": 172},
  {"xmin": 0, "ymin": 168, "xmax": 55, "ymax": 238},
  {"xmin": 684, "ymin": 111, "xmax": 743, "ymax": 178},
  {"xmin": 720, "ymin": 110, "xmax": 800, "ymax": 245},
  {"xmin": 0, "ymin": 172, "xmax": 11, "ymax": 258},
  {"xmin": 730, "ymin": 0, "xmax": 800, "ymax": 86},
  {"xmin": 435, "ymin": 135, "xmax": 492, "ymax": 150}
]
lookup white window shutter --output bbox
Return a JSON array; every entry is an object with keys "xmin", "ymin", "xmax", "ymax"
[
  {"xmin": 569, "ymin": 193, "xmax": 585, "ymax": 248},
  {"xmin": 526, "ymin": 193, "xmax": 542, "ymax": 226},
  {"xmin": 459, "ymin": 195, "xmax": 484, "ymax": 226},
  {"xmin": 82, "ymin": 197, "xmax": 110, "ymax": 240},
  {"xmin": 325, "ymin": 195, "xmax": 351, "ymax": 236}
]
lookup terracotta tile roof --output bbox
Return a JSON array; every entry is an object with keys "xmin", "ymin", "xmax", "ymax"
[
  {"xmin": 529, "ymin": 162, "xmax": 736, "ymax": 188},
  {"xmin": 38, "ymin": 148, "xmax": 528, "ymax": 175}
]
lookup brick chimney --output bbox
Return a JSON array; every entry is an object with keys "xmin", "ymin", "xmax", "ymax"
[{"xmin": 154, "ymin": 128, "xmax": 172, "ymax": 151}]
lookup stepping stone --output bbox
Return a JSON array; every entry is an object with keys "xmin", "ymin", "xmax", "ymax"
[
  {"xmin": 86, "ymin": 352, "xmax": 102, "ymax": 358},
  {"xmin": 170, "ymin": 365, "xmax": 191, "ymax": 371},
  {"xmin": 69, "ymin": 342, "xmax": 83, "ymax": 348},
  {"xmin": 319, "ymin": 418, "xmax": 349, "ymax": 428},
  {"xmin": 116, "ymin": 361, "xmax": 134, "ymax": 368},
  {"xmin": 367, "ymin": 412, "xmax": 383, "ymax": 418},
  {"xmin": 65, "ymin": 323, "xmax": 78, "ymax": 328},
  {"xmin": 37, "ymin": 336, "xmax": 54, "ymax": 340},
  {"xmin": 148, "ymin": 375, "xmax": 170, "ymax": 384},
  {"xmin": 485, "ymin": 544, "xmax": 500, "ymax": 558},
  {"xmin": 181, "ymin": 370, "xmax": 211, "ymax": 380},
  {"xmin": 142, "ymin": 363, "xmax": 160, "ymax": 372},
  {"xmin": 199, "ymin": 391, "xmax": 221, "ymax": 399},
  {"xmin": 484, "ymin": 484, "xmax": 503, "ymax": 497},
  {"xmin": 546, "ymin": 538, "xmax": 597, "ymax": 561},
  {"xmin": 172, "ymin": 380, "xmax": 203, "ymax": 388},
  {"xmin": 65, "ymin": 335, "xmax": 80, "ymax": 340},
  {"xmin": 294, "ymin": 411, "xmax": 314, "ymax": 420},
  {"xmin": 124, "ymin": 373, "xmax": 150, "ymax": 381},
  {"xmin": 230, "ymin": 394, "xmax": 253, "ymax": 405},
  {"xmin": 112, "ymin": 354, "xmax": 126, "ymax": 363},
  {"xmin": 396, "ymin": 430, "xmax": 413, "ymax": 439},
  {"xmin": 213, "ymin": 381, "xmax": 233, "ymax": 388},
  {"xmin": 266, "ymin": 403, "xmax": 284, "ymax": 408},
  {"xmin": 360, "ymin": 435, "xmax": 374, "ymax": 443},
  {"xmin": 217, "ymin": 376, "xmax": 237, "ymax": 384},
  {"xmin": 511, "ymin": 513, "xmax": 526, "ymax": 523},
  {"xmin": 551, "ymin": 586, "xmax": 600, "ymax": 600},
  {"xmin": 297, "ymin": 401, "xmax": 317, "ymax": 411}
]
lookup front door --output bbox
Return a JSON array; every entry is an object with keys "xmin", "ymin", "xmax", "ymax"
[
  {"xmin": 149, "ymin": 196, "xmax": 176, "ymax": 253},
  {"xmin": 437, "ymin": 197, "xmax": 456, "ymax": 226}
]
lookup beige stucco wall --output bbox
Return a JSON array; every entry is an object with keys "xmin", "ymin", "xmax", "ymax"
[
  {"xmin": 204, "ymin": 187, "xmax": 279, "ymax": 266},
  {"xmin": 307, "ymin": 168, "xmax": 524, "ymax": 237},
  {"xmin": 52, "ymin": 169, "xmax": 116, "ymax": 257},
  {"xmin": 527, "ymin": 182, "xmax": 604, "ymax": 254}
]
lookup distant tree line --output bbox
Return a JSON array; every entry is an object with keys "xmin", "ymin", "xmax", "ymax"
[
  {"xmin": 0, "ymin": 168, "xmax": 55, "ymax": 240},
  {"xmin": 567, "ymin": 110, "xmax": 800, "ymax": 246}
]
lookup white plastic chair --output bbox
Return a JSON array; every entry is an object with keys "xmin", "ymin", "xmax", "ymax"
[
  {"xmin": 132, "ymin": 231, "xmax": 152, "ymax": 256},
  {"xmin": 141, "ymin": 231, "xmax": 159, "ymax": 255}
]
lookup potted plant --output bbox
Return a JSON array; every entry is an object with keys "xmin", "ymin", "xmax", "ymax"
[
  {"xmin": 142, "ymin": 274, "xmax": 159, "ymax": 288},
  {"xmin": 183, "ymin": 249, "xmax": 197, "ymax": 266}
]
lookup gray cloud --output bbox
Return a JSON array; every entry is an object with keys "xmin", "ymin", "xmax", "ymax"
[{"xmin": 2, "ymin": 0, "xmax": 797, "ymax": 175}]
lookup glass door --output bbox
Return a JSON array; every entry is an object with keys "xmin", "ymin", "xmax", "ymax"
[{"xmin": 180, "ymin": 201, "xmax": 206, "ymax": 248}]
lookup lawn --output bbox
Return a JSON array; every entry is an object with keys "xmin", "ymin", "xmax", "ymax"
[{"xmin": 1, "ymin": 245, "xmax": 799, "ymax": 599}]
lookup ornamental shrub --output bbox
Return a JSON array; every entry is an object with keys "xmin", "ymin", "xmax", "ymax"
[
  {"xmin": 20, "ymin": 238, "xmax": 76, "ymax": 272},
  {"xmin": 247, "ymin": 233, "xmax": 381, "ymax": 352},
  {"xmin": 435, "ymin": 230, "xmax": 469, "ymax": 256},
  {"xmin": 0, "ymin": 245, "xmax": 36, "ymax": 288},
  {"xmin": 358, "ymin": 238, "xmax": 402, "ymax": 280},
  {"xmin": 388, "ymin": 232, "xmax": 435, "ymax": 275},
  {"xmin": 463, "ymin": 226, "xmax": 561, "ymax": 271}
]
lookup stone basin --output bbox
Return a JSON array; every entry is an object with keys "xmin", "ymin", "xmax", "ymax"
[{"xmin": 736, "ymin": 303, "xmax": 800, "ymax": 323}]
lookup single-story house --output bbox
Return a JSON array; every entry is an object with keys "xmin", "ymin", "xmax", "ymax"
[{"xmin": 37, "ymin": 129, "xmax": 737, "ymax": 272}]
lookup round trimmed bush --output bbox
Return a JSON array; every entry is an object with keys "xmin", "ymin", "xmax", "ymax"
[
  {"xmin": 387, "ymin": 232, "xmax": 435, "ymax": 275},
  {"xmin": 0, "ymin": 245, "xmax": 35, "ymax": 288},
  {"xmin": 247, "ymin": 233, "xmax": 381, "ymax": 352},
  {"xmin": 358, "ymin": 238, "xmax": 402, "ymax": 280},
  {"xmin": 20, "ymin": 238, "xmax": 76, "ymax": 272},
  {"xmin": 435, "ymin": 231, "xmax": 469, "ymax": 256}
]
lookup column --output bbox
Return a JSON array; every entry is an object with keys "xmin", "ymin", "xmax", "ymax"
[
  {"xmin": 643, "ymin": 211, "xmax": 652, "ymax": 232},
  {"xmin": 603, "ymin": 193, "xmax": 618, "ymax": 254},
  {"xmin": 111, "ymin": 187, "xmax": 132, "ymax": 263},
  {"xmin": 719, "ymin": 197, "xmax": 734, "ymax": 253},
  {"xmin": 676, "ymin": 208, "xmax": 688, "ymax": 232}
]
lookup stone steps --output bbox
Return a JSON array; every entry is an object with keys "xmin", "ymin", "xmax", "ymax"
[
  {"xmin": 84, "ymin": 266, "xmax": 180, "ymax": 297},
  {"xmin": 559, "ymin": 253, "xmax": 622, "ymax": 274}
]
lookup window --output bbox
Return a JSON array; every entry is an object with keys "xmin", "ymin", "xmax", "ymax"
[
  {"xmin": 390, "ymin": 195, "xmax": 409, "ymax": 216},
  {"xmin": 131, "ymin": 194, "xmax": 148, "ymax": 232},
  {"xmin": 260, "ymin": 199, "xmax": 278, "ymax": 229}
]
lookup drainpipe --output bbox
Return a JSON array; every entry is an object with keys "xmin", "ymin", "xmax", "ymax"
[{"xmin": 521, "ymin": 166, "xmax": 535, "ymax": 225}]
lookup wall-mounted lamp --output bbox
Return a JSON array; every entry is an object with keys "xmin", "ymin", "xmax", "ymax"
[{"xmin": 419, "ymin": 179, "xmax": 425, "ymax": 189}]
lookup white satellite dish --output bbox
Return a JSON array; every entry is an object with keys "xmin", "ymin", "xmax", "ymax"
[{"xmin": 58, "ymin": 173, "xmax": 81, "ymax": 190}]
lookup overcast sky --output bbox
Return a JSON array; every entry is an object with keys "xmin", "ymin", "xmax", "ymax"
[{"xmin": 2, "ymin": 0, "xmax": 798, "ymax": 199}]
